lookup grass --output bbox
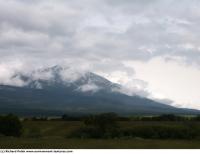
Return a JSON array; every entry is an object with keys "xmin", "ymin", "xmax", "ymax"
[
  {"xmin": 22, "ymin": 121, "xmax": 82, "ymax": 137},
  {"xmin": 1, "ymin": 137, "xmax": 200, "ymax": 149},
  {"xmin": 1, "ymin": 120, "xmax": 200, "ymax": 149}
]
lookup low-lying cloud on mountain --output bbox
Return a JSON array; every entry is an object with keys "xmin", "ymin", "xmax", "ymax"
[
  {"xmin": 1, "ymin": 0, "xmax": 200, "ymax": 109},
  {"xmin": 1, "ymin": 65, "xmax": 150, "ymax": 98}
]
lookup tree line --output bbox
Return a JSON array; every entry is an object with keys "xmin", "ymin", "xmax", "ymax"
[
  {"xmin": 25, "ymin": 113, "xmax": 200, "ymax": 122},
  {"xmin": 69, "ymin": 113, "xmax": 200, "ymax": 139},
  {"xmin": 2, "ymin": 113, "xmax": 200, "ymax": 139}
]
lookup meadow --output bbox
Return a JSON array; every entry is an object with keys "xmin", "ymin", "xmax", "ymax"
[{"xmin": 1, "ymin": 119, "xmax": 200, "ymax": 149}]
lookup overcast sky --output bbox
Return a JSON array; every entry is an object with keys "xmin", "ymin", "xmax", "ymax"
[{"xmin": 0, "ymin": 0, "xmax": 200, "ymax": 109}]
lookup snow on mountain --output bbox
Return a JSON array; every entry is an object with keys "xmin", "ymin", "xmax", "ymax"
[
  {"xmin": 11, "ymin": 65, "xmax": 121, "ymax": 93},
  {"xmin": 0, "ymin": 66, "xmax": 199, "ymax": 116}
]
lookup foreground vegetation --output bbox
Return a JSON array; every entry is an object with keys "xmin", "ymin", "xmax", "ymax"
[
  {"xmin": 1, "ymin": 113, "xmax": 200, "ymax": 148},
  {"xmin": 2, "ymin": 137, "xmax": 200, "ymax": 149}
]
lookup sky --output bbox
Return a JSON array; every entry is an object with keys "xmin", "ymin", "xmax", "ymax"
[{"xmin": 0, "ymin": 0, "xmax": 200, "ymax": 109}]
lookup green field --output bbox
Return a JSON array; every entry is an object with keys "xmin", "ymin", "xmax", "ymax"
[{"xmin": 1, "ymin": 120, "xmax": 200, "ymax": 149}]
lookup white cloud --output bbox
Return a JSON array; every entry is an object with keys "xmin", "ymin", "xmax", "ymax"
[
  {"xmin": 78, "ymin": 83, "xmax": 100, "ymax": 93},
  {"xmin": 0, "ymin": 0, "xmax": 200, "ymax": 109},
  {"xmin": 124, "ymin": 57, "xmax": 200, "ymax": 109},
  {"xmin": 0, "ymin": 61, "xmax": 25, "ymax": 86}
]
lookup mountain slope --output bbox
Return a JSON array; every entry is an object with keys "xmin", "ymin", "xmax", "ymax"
[{"xmin": 0, "ymin": 66, "xmax": 199, "ymax": 116}]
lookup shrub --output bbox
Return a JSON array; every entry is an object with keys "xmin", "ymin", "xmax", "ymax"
[
  {"xmin": 122, "ymin": 124, "xmax": 197, "ymax": 139},
  {"xmin": 0, "ymin": 114, "xmax": 23, "ymax": 137},
  {"xmin": 84, "ymin": 112, "xmax": 119, "ymax": 132},
  {"xmin": 192, "ymin": 115, "xmax": 200, "ymax": 121},
  {"xmin": 70, "ymin": 113, "xmax": 120, "ymax": 139}
]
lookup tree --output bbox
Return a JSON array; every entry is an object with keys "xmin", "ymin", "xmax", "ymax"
[
  {"xmin": 0, "ymin": 114, "xmax": 23, "ymax": 137},
  {"xmin": 83, "ymin": 113, "xmax": 119, "ymax": 138},
  {"xmin": 153, "ymin": 114, "xmax": 183, "ymax": 121}
]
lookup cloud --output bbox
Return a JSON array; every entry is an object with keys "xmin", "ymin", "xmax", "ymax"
[
  {"xmin": 78, "ymin": 83, "xmax": 100, "ymax": 93},
  {"xmin": 1, "ymin": 0, "xmax": 199, "ymax": 65},
  {"xmin": 0, "ymin": 0, "xmax": 200, "ymax": 108},
  {"xmin": 126, "ymin": 57, "xmax": 200, "ymax": 109},
  {"xmin": 117, "ymin": 79, "xmax": 150, "ymax": 97},
  {"xmin": 0, "ymin": 0, "xmax": 200, "ymax": 66},
  {"xmin": 0, "ymin": 61, "xmax": 25, "ymax": 86}
]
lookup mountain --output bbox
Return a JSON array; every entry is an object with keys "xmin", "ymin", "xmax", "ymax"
[{"xmin": 0, "ymin": 66, "xmax": 199, "ymax": 116}]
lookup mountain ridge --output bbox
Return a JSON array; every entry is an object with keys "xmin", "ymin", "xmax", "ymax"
[{"xmin": 0, "ymin": 66, "xmax": 199, "ymax": 116}]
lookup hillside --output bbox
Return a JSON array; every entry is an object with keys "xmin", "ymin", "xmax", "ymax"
[{"xmin": 0, "ymin": 66, "xmax": 199, "ymax": 116}]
